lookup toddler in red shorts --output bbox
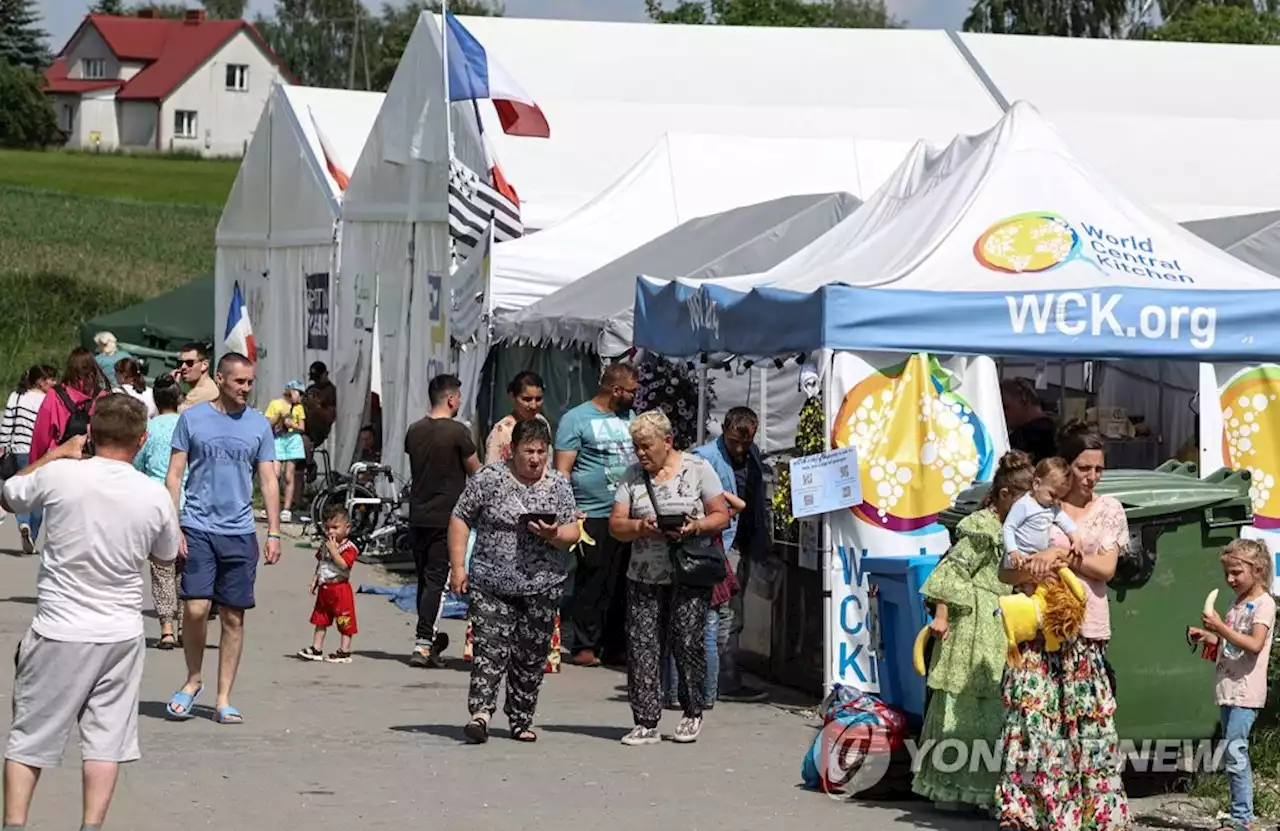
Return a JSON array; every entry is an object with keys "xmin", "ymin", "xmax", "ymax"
[{"xmin": 297, "ymin": 506, "xmax": 359, "ymax": 664}]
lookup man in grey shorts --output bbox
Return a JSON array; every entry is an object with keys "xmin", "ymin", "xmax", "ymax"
[{"xmin": 0, "ymin": 395, "xmax": 180, "ymax": 831}]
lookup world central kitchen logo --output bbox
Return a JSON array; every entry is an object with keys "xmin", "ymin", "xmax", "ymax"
[{"xmin": 973, "ymin": 212, "xmax": 1195, "ymax": 284}]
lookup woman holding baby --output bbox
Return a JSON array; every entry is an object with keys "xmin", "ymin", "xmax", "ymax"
[{"xmin": 995, "ymin": 423, "xmax": 1131, "ymax": 830}]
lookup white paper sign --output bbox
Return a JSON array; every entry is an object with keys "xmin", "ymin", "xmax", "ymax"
[{"xmin": 789, "ymin": 446, "xmax": 862, "ymax": 519}]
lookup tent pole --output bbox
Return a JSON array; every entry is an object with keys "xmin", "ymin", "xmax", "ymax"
[{"xmin": 696, "ymin": 360, "xmax": 708, "ymax": 446}]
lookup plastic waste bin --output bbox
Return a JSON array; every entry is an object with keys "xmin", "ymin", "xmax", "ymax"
[
  {"xmin": 938, "ymin": 462, "xmax": 1254, "ymax": 742},
  {"xmin": 862, "ymin": 554, "xmax": 941, "ymax": 727}
]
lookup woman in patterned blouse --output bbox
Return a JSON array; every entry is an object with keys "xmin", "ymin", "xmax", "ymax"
[
  {"xmin": 449, "ymin": 418, "xmax": 580, "ymax": 744},
  {"xmin": 484, "ymin": 371, "xmax": 547, "ymax": 463}
]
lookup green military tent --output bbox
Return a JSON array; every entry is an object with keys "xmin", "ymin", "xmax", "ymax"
[{"xmin": 79, "ymin": 274, "xmax": 215, "ymax": 358}]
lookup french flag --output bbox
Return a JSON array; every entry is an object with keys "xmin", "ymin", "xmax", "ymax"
[
  {"xmin": 224, "ymin": 281, "xmax": 257, "ymax": 363},
  {"xmin": 445, "ymin": 12, "xmax": 549, "ymax": 139}
]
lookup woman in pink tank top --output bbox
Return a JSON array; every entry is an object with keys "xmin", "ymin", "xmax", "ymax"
[{"xmin": 996, "ymin": 424, "xmax": 1131, "ymax": 831}]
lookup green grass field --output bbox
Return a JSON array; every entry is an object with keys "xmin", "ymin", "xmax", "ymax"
[
  {"xmin": 0, "ymin": 149, "xmax": 237, "ymax": 206},
  {"xmin": 0, "ymin": 150, "xmax": 237, "ymax": 386}
]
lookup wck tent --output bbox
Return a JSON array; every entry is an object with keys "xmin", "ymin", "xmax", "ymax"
[
  {"xmin": 215, "ymin": 83, "xmax": 383, "ymax": 405},
  {"xmin": 634, "ymin": 100, "xmax": 1280, "ymax": 698}
]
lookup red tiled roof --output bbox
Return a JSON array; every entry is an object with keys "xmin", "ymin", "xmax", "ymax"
[
  {"xmin": 42, "ymin": 57, "xmax": 123, "ymax": 94},
  {"xmin": 44, "ymin": 14, "xmax": 291, "ymax": 102}
]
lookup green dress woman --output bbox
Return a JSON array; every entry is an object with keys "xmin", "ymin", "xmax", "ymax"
[{"xmin": 912, "ymin": 451, "xmax": 1034, "ymax": 810}]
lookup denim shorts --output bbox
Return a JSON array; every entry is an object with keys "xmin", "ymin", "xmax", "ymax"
[{"xmin": 180, "ymin": 528, "xmax": 259, "ymax": 610}]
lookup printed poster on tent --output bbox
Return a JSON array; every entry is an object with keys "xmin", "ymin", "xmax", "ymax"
[
  {"xmin": 1200, "ymin": 362, "xmax": 1280, "ymax": 592},
  {"xmin": 824, "ymin": 352, "xmax": 1007, "ymax": 693}
]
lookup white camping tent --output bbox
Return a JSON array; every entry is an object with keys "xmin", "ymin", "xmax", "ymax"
[
  {"xmin": 451, "ymin": 16, "xmax": 1005, "ymax": 228},
  {"xmin": 215, "ymin": 83, "xmax": 383, "ymax": 408},
  {"xmin": 486, "ymin": 132, "xmax": 912, "ymax": 314},
  {"xmin": 333, "ymin": 12, "xmax": 487, "ymax": 480}
]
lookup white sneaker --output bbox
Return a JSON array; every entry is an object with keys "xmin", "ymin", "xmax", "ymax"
[
  {"xmin": 281, "ymin": 510, "xmax": 293, "ymax": 524},
  {"xmin": 672, "ymin": 716, "xmax": 702, "ymax": 744},
  {"xmin": 18, "ymin": 524, "xmax": 34, "ymax": 556},
  {"xmin": 620, "ymin": 726, "xmax": 660, "ymax": 746}
]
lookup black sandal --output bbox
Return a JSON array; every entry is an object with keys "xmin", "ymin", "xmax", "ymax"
[
  {"xmin": 463, "ymin": 717, "xmax": 489, "ymax": 744},
  {"xmin": 157, "ymin": 633, "xmax": 178, "ymax": 650},
  {"xmin": 512, "ymin": 727, "xmax": 537, "ymax": 743}
]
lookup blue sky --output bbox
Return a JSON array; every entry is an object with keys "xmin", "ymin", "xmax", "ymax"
[{"xmin": 40, "ymin": 0, "xmax": 970, "ymax": 53}]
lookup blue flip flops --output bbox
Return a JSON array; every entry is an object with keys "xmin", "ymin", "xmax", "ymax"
[
  {"xmin": 215, "ymin": 705, "xmax": 243, "ymax": 725},
  {"xmin": 165, "ymin": 685, "xmax": 203, "ymax": 720}
]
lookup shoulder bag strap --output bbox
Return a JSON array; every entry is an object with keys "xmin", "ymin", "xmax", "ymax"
[{"xmin": 53, "ymin": 384, "xmax": 78, "ymax": 414}]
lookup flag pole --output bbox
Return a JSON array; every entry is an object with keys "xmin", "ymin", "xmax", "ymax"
[{"xmin": 442, "ymin": 0, "xmax": 452, "ymax": 160}]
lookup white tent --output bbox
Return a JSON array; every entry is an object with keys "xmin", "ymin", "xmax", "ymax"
[
  {"xmin": 451, "ymin": 16, "xmax": 1004, "ymax": 228},
  {"xmin": 959, "ymin": 33, "xmax": 1280, "ymax": 221},
  {"xmin": 635, "ymin": 101, "xmax": 1280, "ymax": 694},
  {"xmin": 333, "ymin": 12, "xmax": 487, "ymax": 479},
  {"xmin": 486, "ymin": 132, "xmax": 912, "ymax": 314},
  {"xmin": 215, "ymin": 83, "xmax": 383, "ymax": 408},
  {"xmin": 451, "ymin": 16, "xmax": 1280, "ymax": 226}
]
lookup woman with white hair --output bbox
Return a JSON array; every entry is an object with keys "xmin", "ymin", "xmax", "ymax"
[
  {"xmin": 610, "ymin": 409, "xmax": 730, "ymax": 746},
  {"xmin": 93, "ymin": 331, "xmax": 133, "ymax": 379}
]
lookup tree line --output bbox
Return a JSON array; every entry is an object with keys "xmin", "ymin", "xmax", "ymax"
[{"xmin": 1, "ymin": 0, "xmax": 1278, "ymax": 149}]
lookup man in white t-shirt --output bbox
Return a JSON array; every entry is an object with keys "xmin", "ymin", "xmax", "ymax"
[{"xmin": 0, "ymin": 394, "xmax": 180, "ymax": 831}]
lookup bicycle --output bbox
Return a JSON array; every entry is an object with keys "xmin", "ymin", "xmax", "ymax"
[{"xmin": 307, "ymin": 459, "xmax": 407, "ymax": 561}]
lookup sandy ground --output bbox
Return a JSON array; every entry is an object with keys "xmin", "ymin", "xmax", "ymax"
[{"xmin": 0, "ymin": 515, "xmax": 1173, "ymax": 830}]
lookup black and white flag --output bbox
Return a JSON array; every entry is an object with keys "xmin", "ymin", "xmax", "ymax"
[{"xmin": 449, "ymin": 159, "xmax": 522, "ymax": 258}]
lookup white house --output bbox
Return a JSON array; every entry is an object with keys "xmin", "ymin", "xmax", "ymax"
[{"xmin": 43, "ymin": 9, "xmax": 291, "ymax": 157}]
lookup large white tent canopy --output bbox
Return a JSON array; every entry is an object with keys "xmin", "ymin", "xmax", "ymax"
[
  {"xmin": 487, "ymin": 132, "xmax": 908, "ymax": 313},
  {"xmin": 959, "ymin": 34, "xmax": 1280, "ymax": 221},
  {"xmin": 450, "ymin": 16, "xmax": 1004, "ymax": 229},
  {"xmin": 450, "ymin": 16, "xmax": 1280, "ymax": 227},
  {"xmin": 215, "ymin": 84, "xmax": 383, "ymax": 406}
]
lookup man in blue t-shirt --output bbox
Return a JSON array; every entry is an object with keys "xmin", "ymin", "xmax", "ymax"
[
  {"xmin": 554, "ymin": 362, "xmax": 638, "ymax": 667},
  {"xmin": 162, "ymin": 352, "xmax": 280, "ymax": 725}
]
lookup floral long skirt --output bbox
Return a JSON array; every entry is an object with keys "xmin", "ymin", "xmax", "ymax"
[
  {"xmin": 465, "ymin": 613, "xmax": 561, "ymax": 673},
  {"xmin": 997, "ymin": 637, "xmax": 1130, "ymax": 831}
]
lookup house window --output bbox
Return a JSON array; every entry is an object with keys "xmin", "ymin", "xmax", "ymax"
[
  {"xmin": 225, "ymin": 64, "xmax": 248, "ymax": 92},
  {"xmin": 61, "ymin": 104, "xmax": 74, "ymax": 132},
  {"xmin": 83, "ymin": 58, "xmax": 106, "ymax": 79},
  {"xmin": 174, "ymin": 110, "xmax": 198, "ymax": 139}
]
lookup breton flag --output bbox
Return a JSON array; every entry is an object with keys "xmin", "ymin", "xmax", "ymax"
[
  {"xmin": 444, "ymin": 11, "xmax": 550, "ymax": 139},
  {"xmin": 449, "ymin": 154, "xmax": 522, "ymax": 258},
  {"xmin": 308, "ymin": 106, "xmax": 350, "ymax": 191},
  {"xmin": 224, "ymin": 281, "xmax": 257, "ymax": 362}
]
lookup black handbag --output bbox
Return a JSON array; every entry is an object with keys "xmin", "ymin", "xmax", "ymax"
[
  {"xmin": 641, "ymin": 470, "xmax": 727, "ymax": 589},
  {"xmin": 0, "ymin": 452, "xmax": 18, "ymax": 480}
]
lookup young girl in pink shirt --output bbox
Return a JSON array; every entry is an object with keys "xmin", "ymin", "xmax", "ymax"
[{"xmin": 1189, "ymin": 538, "xmax": 1275, "ymax": 831}]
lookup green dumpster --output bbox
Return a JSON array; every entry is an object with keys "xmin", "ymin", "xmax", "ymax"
[{"xmin": 940, "ymin": 462, "xmax": 1254, "ymax": 742}]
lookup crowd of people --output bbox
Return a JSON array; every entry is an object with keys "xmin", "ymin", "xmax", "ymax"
[{"xmin": 0, "ymin": 345, "xmax": 1273, "ymax": 831}]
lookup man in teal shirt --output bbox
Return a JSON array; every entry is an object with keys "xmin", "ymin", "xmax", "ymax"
[{"xmin": 554, "ymin": 363, "xmax": 639, "ymax": 667}]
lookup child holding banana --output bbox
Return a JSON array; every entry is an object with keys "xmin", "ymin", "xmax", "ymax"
[{"xmin": 1187, "ymin": 538, "xmax": 1275, "ymax": 831}]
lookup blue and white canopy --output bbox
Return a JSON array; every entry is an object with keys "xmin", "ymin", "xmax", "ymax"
[{"xmin": 634, "ymin": 101, "xmax": 1280, "ymax": 362}]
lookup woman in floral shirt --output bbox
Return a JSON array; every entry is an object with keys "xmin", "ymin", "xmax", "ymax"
[
  {"xmin": 996, "ymin": 425, "xmax": 1130, "ymax": 830},
  {"xmin": 475, "ymin": 371, "xmax": 559, "ymax": 671},
  {"xmin": 449, "ymin": 419, "xmax": 579, "ymax": 744}
]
